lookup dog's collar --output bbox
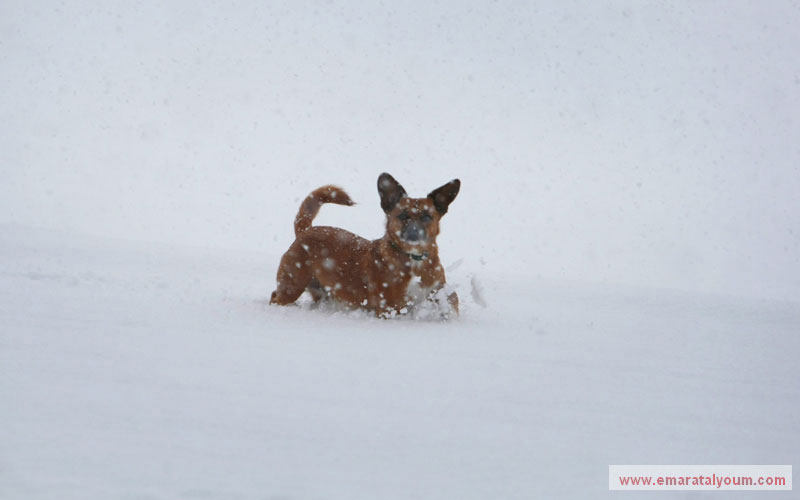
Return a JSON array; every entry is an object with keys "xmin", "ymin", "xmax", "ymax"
[{"xmin": 390, "ymin": 241, "xmax": 429, "ymax": 261}]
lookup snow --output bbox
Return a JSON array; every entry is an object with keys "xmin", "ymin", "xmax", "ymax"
[
  {"xmin": 2, "ymin": 1, "xmax": 800, "ymax": 498},
  {"xmin": 2, "ymin": 226, "xmax": 798, "ymax": 499}
]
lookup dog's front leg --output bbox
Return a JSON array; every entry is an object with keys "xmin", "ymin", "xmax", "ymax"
[
  {"xmin": 369, "ymin": 291, "xmax": 399, "ymax": 319},
  {"xmin": 418, "ymin": 264, "xmax": 457, "ymax": 319},
  {"xmin": 422, "ymin": 286, "xmax": 458, "ymax": 319}
]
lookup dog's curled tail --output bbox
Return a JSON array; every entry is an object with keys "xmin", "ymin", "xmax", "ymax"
[{"xmin": 294, "ymin": 185, "xmax": 354, "ymax": 235}]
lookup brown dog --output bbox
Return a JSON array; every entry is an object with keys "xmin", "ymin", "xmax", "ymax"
[{"xmin": 270, "ymin": 173, "xmax": 460, "ymax": 318}]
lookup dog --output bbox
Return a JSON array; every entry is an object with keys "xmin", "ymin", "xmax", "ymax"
[{"xmin": 270, "ymin": 173, "xmax": 460, "ymax": 318}]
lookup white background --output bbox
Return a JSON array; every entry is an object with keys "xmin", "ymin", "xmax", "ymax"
[{"xmin": 2, "ymin": 0, "xmax": 799, "ymax": 300}]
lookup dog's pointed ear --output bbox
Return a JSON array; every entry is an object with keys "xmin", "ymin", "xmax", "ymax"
[
  {"xmin": 378, "ymin": 173, "xmax": 407, "ymax": 213},
  {"xmin": 428, "ymin": 179, "xmax": 460, "ymax": 215}
]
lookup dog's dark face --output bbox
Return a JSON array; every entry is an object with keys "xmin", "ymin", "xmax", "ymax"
[{"xmin": 378, "ymin": 173, "xmax": 460, "ymax": 255}]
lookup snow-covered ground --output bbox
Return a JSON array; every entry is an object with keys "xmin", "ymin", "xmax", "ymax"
[
  {"xmin": 1, "ymin": 226, "xmax": 798, "ymax": 499},
  {"xmin": 2, "ymin": 1, "xmax": 800, "ymax": 498}
]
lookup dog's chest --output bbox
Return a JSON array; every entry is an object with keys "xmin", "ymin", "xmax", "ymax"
[
  {"xmin": 404, "ymin": 274, "xmax": 430, "ymax": 304},
  {"xmin": 403, "ymin": 261, "xmax": 441, "ymax": 303},
  {"xmin": 376, "ymin": 256, "xmax": 437, "ymax": 304}
]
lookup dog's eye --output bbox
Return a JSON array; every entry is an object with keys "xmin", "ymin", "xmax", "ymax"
[
  {"xmin": 420, "ymin": 213, "xmax": 432, "ymax": 223},
  {"xmin": 398, "ymin": 212, "xmax": 410, "ymax": 221}
]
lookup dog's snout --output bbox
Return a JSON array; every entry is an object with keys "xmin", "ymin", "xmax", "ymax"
[{"xmin": 401, "ymin": 222, "xmax": 426, "ymax": 242}]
